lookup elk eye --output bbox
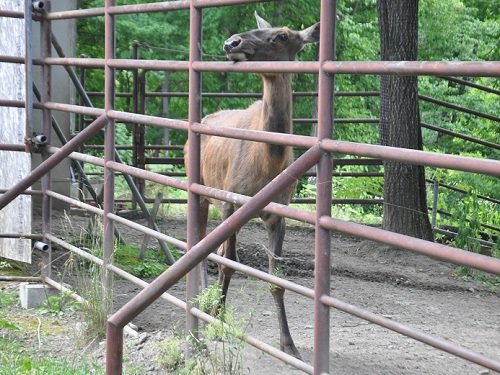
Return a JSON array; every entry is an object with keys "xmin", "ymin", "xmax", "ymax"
[{"xmin": 276, "ymin": 33, "xmax": 288, "ymax": 42}]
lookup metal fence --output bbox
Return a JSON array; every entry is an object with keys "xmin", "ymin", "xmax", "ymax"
[{"xmin": 0, "ymin": 1, "xmax": 500, "ymax": 375}]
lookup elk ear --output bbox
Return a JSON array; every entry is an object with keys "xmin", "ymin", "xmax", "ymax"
[
  {"xmin": 255, "ymin": 11, "xmax": 272, "ymax": 29},
  {"xmin": 300, "ymin": 22, "xmax": 320, "ymax": 43}
]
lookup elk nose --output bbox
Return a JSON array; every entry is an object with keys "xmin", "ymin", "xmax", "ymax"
[{"xmin": 224, "ymin": 36, "xmax": 241, "ymax": 53}]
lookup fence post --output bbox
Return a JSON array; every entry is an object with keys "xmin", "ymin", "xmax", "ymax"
[
  {"xmin": 103, "ymin": 0, "xmax": 116, "ymax": 317},
  {"xmin": 432, "ymin": 179, "xmax": 439, "ymax": 229},
  {"xmin": 185, "ymin": 1, "xmax": 202, "ymax": 353},
  {"xmin": 314, "ymin": 0, "xmax": 337, "ymax": 374}
]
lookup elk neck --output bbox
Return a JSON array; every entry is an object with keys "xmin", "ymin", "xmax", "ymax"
[{"xmin": 260, "ymin": 73, "xmax": 293, "ymax": 157}]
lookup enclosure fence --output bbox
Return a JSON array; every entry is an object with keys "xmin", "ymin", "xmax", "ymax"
[{"xmin": 0, "ymin": 1, "xmax": 500, "ymax": 375}]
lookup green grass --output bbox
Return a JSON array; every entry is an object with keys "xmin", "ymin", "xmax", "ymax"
[
  {"xmin": 114, "ymin": 243, "xmax": 172, "ymax": 278},
  {"xmin": 0, "ymin": 336, "xmax": 103, "ymax": 375},
  {"xmin": 0, "ymin": 290, "xmax": 18, "ymax": 308}
]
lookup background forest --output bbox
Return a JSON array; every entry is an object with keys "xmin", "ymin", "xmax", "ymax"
[{"xmin": 76, "ymin": 0, "xmax": 499, "ymax": 253}]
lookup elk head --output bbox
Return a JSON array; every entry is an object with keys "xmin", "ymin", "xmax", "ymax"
[{"xmin": 224, "ymin": 12, "xmax": 320, "ymax": 62}]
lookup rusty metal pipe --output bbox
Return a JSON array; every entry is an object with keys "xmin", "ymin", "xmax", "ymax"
[
  {"xmin": 191, "ymin": 122, "xmax": 315, "ymax": 149},
  {"xmin": 323, "ymin": 61, "xmax": 500, "ymax": 77},
  {"xmin": 106, "ymin": 161, "xmax": 187, "ymax": 191},
  {"xmin": 318, "ymin": 216, "xmax": 500, "ymax": 275},
  {"xmin": 0, "ymin": 114, "xmax": 108, "ymax": 210},
  {"xmin": 321, "ymin": 139, "xmax": 500, "ymax": 177},
  {"xmin": 108, "ymin": 110, "xmax": 188, "ymax": 131},
  {"xmin": 313, "ymin": 1, "xmax": 336, "ymax": 373}
]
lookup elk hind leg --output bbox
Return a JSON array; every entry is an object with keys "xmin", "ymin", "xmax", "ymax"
[{"xmin": 264, "ymin": 214, "xmax": 301, "ymax": 359}]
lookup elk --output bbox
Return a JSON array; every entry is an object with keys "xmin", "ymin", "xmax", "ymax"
[{"xmin": 184, "ymin": 12, "xmax": 320, "ymax": 358}]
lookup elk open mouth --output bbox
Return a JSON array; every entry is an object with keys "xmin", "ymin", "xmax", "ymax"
[{"xmin": 226, "ymin": 52, "xmax": 248, "ymax": 62}]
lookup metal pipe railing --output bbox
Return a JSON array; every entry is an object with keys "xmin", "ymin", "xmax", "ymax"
[{"xmin": 105, "ymin": 145, "xmax": 322, "ymax": 374}]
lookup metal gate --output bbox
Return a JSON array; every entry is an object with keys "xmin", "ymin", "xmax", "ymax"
[{"xmin": 0, "ymin": 1, "xmax": 499, "ymax": 375}]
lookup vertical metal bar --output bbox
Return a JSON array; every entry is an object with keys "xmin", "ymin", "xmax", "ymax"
[
  {"xmin": 24, "ymin": 0, "xmax": 33, "ymax": 150},
  {"xmin": 131, "ymin": 41, "xmax": 139, "ymax": 210},
  {"xmin": 103, "ymin": 0, "xmax": 115, "ymax": 336},
  {"xmin": 185, "ymin": 0, "xmax": 202, "ymax": 348},
  {"xmin": 138, "ymin": 71, "xmax": 146, "ymax": 198},
  {"xmin": 40, "ymin": 1, "xmax": 52, "ymax": 278},
  {"xmin": 78, "ymin": 66, "xmax": 86, "ymax": 201},
  {"xmin": 314, "ymin": 1, "xmax": 337, "ymax": 374},
  {"xmin": 432, "ymin": 180, "xmax": 439, "ymax": 229}
]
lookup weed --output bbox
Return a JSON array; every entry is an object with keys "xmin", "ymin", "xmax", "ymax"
[
  {"xmin": 0, "ymin": 290, "xmax": 18, "ymax": 308},
  {"xmin": 37, "ymin": 290, "xmax": 80, "ymax": 317}
]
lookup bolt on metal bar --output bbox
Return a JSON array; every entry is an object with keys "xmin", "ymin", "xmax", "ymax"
[{"xmin": 0, "ymin": 114, "xmax": 108, "ymax": 210}]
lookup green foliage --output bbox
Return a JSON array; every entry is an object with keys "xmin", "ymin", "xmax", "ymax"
[
  {"xmin": 75, "ymin": 2, "xmax": 499, "ymax": 237},
  {"xmin": 37, "ymin": 290, "xmax": 80, "ymax": 317},
  {"xmin": 0, "ymin": 336, "xmax": 103, "ymax": 375},
  {"xmin": 156, "ymin": 283, "xmax": 249, "ymax": 374},
  {"xmin": 0, "ymin": 290, "xmax": 18, "ymax": 308}
]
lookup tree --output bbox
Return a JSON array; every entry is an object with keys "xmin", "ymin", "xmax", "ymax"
[{"xmin": 377, "ymin": 0, "xmax": 434, "ymax": 240}]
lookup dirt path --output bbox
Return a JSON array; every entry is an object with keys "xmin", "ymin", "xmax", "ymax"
[{"xmin": 23, "ymin": 213, "xmax": 500, "ymax": 374}]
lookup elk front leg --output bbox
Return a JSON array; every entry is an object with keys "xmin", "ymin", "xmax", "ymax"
[
  {"xmin": 212, "ymin": 203, "xmax": 237, "ymax": 317},
  {"xmin": 264, "ymin": 214, "xmax": 301, "ymax": 359}
]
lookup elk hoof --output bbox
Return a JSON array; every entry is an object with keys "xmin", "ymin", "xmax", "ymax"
[{"xmin": 282, "ymin": 344, "xmax": 302, "ymax": 360}]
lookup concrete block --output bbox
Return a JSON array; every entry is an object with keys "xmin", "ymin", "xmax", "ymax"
[{"xmin": 19, "ymin": 283, "xmax": 58, "ymax": 309}]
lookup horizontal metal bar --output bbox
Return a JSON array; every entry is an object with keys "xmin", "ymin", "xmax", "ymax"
[
  {"xmin": 107, "ymin": 110, "xmax": 188, "ymax": 131},
  {"xmin": 47, "ymin": 146, "xmax": 104, "ymax": 166},
  {"xmin": 421, "ymin": 122, "xmax": 500, "ymax": 150},
  {"xmin": 192, "ymin": 61, "xmax": 319, "ymax": 74},
  {"xmin": 0, "ymin": 276, "xmax": 42, "ymax": 282},
  {"xmin": 107, "ymin": 59, "xmax": 189, "ymax": 71},
  {"xmin": 434, "ymin": 228, "xmax": 496, "ymax": 248},
  {"xmin": 0, "ymin": 10, "xmax": 25, "ymax": 18},
  {"xmin": 190, "ymin": 183, "xmax": 317, "ymax": 224},
  {"xmin": 106, "ymin": 160, "xmax": 187, "ymax": 191},
  {"xmin": 318, "ymin": 216, "xmax": 500, "ymax": 275},
  {"xmin": 0, "ymin": 144, "xmax": 27, "ymax": 151},
  {"xmin": 438, "ymin": 76, "xmax": 500, "ymax": 95},
  {"xmin": 44, "ymin": 101, "xmax": 104, "ymax": 117},
  {"xmin": 323, "ymin": 61, "xmax": 500, "ymax": 77},
  {"xmin": 46, "ymin": 190, "xmax": 103, "ymax": 215},
  {"xmin": 0, "ymin": 188, "xmax": 43, "ymax": 196},
  {"xmin": 4, "ymin": 54, "xmax": 499, "ymax": 78},
  {"xmin": 319, "ymin": 294, "xmax": 500, "ymax": 372},
  {"xmin": 45, "ymin": 7, "xmax": 105, "ymax": 20},
  {"xmin": 0, "ymin": 233, "xmax": 42, "ymax": 240},
  {"xmin": 429, "ymin": 180, "xmax": 499, "ymax": 204},
  {"xmin": 108, "ymin": 213, "xmax": 186, "ymax": 251},
  {"xmin": 420, "ymin": 95, "xmax": 499, "ymax": 122},
  {"xmin": 191, "ymin": 122, "xmax": 315, "ymax": 149},
  {"xmin": 321, "ymin": 140, "xmax": 500, "ymax": 177}
]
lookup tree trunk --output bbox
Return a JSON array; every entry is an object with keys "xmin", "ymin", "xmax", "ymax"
[{"xmin": 377, "ymin": 0, "xmax": 434, "ymax": 241}]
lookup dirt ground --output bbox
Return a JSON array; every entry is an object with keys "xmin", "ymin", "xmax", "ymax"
[{"xmin": 5, "ymin": 212, "xmax": 500, "ymax": 374}]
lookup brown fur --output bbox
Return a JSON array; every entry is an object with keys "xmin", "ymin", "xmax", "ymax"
[{"xmin": 184, "ymin": 12, "xmax": 320, "ymax": 359}]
